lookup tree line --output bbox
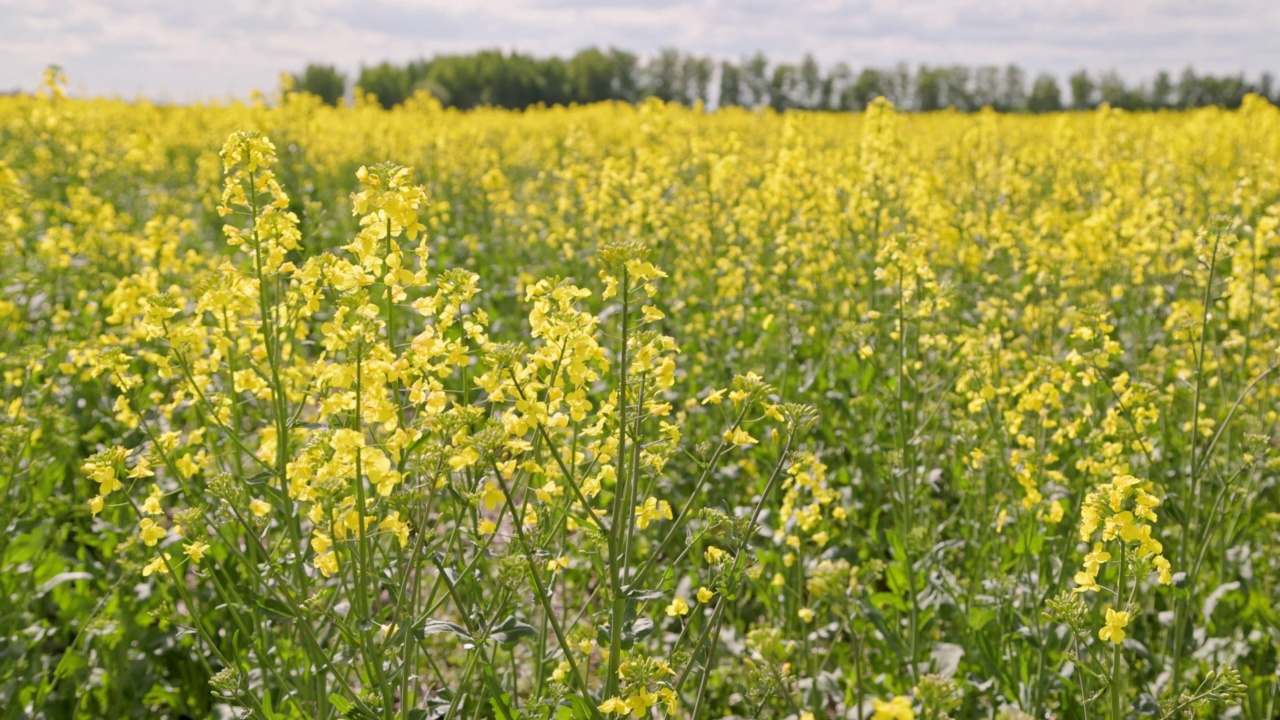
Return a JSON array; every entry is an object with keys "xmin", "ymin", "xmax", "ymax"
[{"xmin": 289, "ymin": 48, "xmax": 1275, "ymax": 113}]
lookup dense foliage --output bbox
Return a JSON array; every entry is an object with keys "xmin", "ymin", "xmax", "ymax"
[
  {"xmin": 295, "ymin": 48, "xmax": 1280, "ymax": 112},
  {"xmin": 3, "ymin": 70, "xmax": 1280, "ymax": 719}
]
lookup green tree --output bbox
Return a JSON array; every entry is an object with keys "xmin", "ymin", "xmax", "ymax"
[
  {"xmin": 916, "ymin": 65, "xmax": 943, "ymax": 111},
  {"xmin": 1001, "ymin": 64, "xmax": 1027, "ymax": 111},
  {"xmin": 1201, "ymin": 72, "xmax": 1247, "ymax": 108},
  {"xmin": 566, "ymin": 48, "xmax": 615, "ymax": 103},
  {"xmin": 314, "ymin": 51, "xmax": 1280, "ymax": 115},
  {"xmin": 1069, "ymin": 70, "xmax": 1095, "ymax": 110},
  {"xmin": 890, "ymin": 62, "xmax": 912, "ymax": 106},
  {"xmin": 973, "ymin": 66, "xmax": 1001, "ymax": 108},
  {"xmin": 1151, "ymin": 70, "xmax": 1173, "ymax": 108},
  {"xmin": 356, "ymin": 62, "xmax": 411, "ymax": 109},
  {"xmin": 1176, "ymin": 67, "xmax": 1200, "ymax": 108},
  {"xmin": 290, "ymin": 63, "xmax": 347, "ymax": 106},
  {"xmin": 769, "ymin": 62, "xmax": 797, "ymax": 110},
  {"xmin": 797, "ymin": 53, "xmax": 826, "ymax": 109},
  {"xmin": 743, "ymin": 52, "xmax": 771, "ymax": 108},
  {"xmin": 609, "ymin": 48, "xmax": 640, "ymax": 102},
  {"xmin": 1098, "ymin": 70, "xmax": 1132, "ymax": 108},
  {"xmin": 718, "ymin": 60, "xmax": 743, "ymax": 108},
  {"xmin": 538, "ymin": 55, "xmax": 571, "ymax": 106},
  {"xmin": 1027, "ymin": 73, "xmax": 1062, "ymax": 113},
  {"xmin": 851, "ymin": 67, "xmax": 888, "ymax": 110},
  {"xmin": 939, "ymin": 66, "xmax": 973, "ymax": 111},
  {"xmin": 644, "ymin": 48, "xmax": 685, "ymax": 103},
  {"xmin": 827, "ymin": 62, "xmax": 854, "ymax": 110},
  {"xmin": 682, "ymin": 55, "xmax": 715, "ymax": 106}
]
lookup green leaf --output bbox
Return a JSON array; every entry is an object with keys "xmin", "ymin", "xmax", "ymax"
[
  {"xmin": 625, "ymin": 587, "xmax": 667, "ymax": 601},
  {"xmin": 491, "ymin": 615, "xmax": 537, "ymax": 645},
  {"xmin": 329, "ymin": 693, "xmax": 355, "ymax": 714},
  {"xmin": 859, "ymin": 598, "xmax": 907, "ymax": 659},
  {"xmin": 418, "ymin": 620, "xmax": 473, "ymax": 641},
  {"xmin": 252, "ymin": 595, "xmax": 296, "ymax": 621},
  {"xmin": 489, "ymin": 691, "xmax": 514, "ymax": 720},
  {"xmin": 561, "ymin": 695, "xmax": 596, "ymax": 720},
  {"xmin": 36, "ymin": 571, "xmax": 92, "ymax": 597},
  {"xmin": 870, "ymin": 591, "xmax": 907, "ymax": 612},
  {"xmin": 630, "ymin": 617, "xmax": 655, "ymax": 641}
]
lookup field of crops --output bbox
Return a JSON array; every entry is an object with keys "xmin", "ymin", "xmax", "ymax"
[{"xmin": 3, "ymin": 70, "xmax": 1279, "ymax": 719}]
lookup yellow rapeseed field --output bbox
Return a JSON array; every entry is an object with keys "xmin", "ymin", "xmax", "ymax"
[{"xmin": 2, "ymin": 69, "xmax": 1278, "ymax": 719}]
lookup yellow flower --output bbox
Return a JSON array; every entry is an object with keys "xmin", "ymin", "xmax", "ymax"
[
  {"xmin": 481, "ymin": 480, "xmax": 506, "ymax": 511},
  {"xmin": 1153, "ymin": 555, "xmax": 1173, "ymax": 585},
  {"xmin": 798, "ymin": 607, "xmax": 815, "ymax": 623},
  {"xmin": 174, "ymin": 454, "xmax": 200, "ymax": 479},
  {"xmin": 88, "ymin": 495, "xmax": 104, "ymax": 515},
  {"xmin": 704, "ymin": 546, "xmax": 725, "ymax": 564},
  {"xmin": 1039, "ymin": 499, "xmax": 1065, "ymax": 524},
  {"xmin": 1099, "ymin": 608, "xmax": 1130, "ymax": 644},
  {"xmin": 378, "ymin": 512, "xmax": 411, "ymax": 548},
  {"xmin": 697, "ymin": 586, "xmax": 714, "ymax": 603},
  {"xmin": 534, "ymin": 480, "xmax": 562, "ymax": 503},
  {"xmin": 1072, "ymin": 571, "xmax": 1100, "ymax": 594},
  {"xmin": 598, "ymin": 697, "xmax": 628, "ymax": 715},
  {"xmin": 665, "ymin": 596, "xmax": 690, "ymax": 617},
  {"xmin": 449, "ymin": 445, "xmax": 480, "ymax": 471},
  {"xmin": 139, "ymin": 518, "xmax": 167, "ymax": 547},
  {"xmin": 249, "ymin": 498, "xmax": 271, "ymax": 517},
  {"xmin": 183, "ymin": 541, "xmax": 210, "ymax": 562},
  {"xmin": 140, "ymin": 484, "xmax": 163, "ymax": 515},
  {"xmin": 723, "ymin": 427, "xmax": 757, "ymax": 446},
  {"xmin": 314, "ymin": 551, "xmax": 339, "ymax": 578},
  {"xmin": 87, "ymin": 463, "xmax": 123, "ymax": 495},
  {"xmin": 634, "ymin": 496, "xmax": 673, "ymax": 529},
  {"xmin": 871, "ymin": 695, "xmax": 915, "ymax": 720},
  {"xmin": 142, "ymin": 554, "xmax": 171, "ymax": 577},
  {"xmin": 1082, "ymin": 543, "xmax": 1111, "ymax": 576},
  {"xmin": 1134, "ymin": 490, "xmax": 1161, "ymax": 522},
  {"xmin": 478, "ymin": 519, "xmax": 497, "ymax": 534},
  {"xmin": 659, "ymin": 687, "xmax": 678, "ymax": 715},
  {"xmin": 625, "ymin": 688, "xmax": 658, "ymax": 715},
  {"xmin": 127, "ymin": 456, "xmax": 154, "ymax": 479}
]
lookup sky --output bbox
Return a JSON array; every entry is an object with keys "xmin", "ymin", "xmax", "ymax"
[{"xmin": 2, "ymin": 0, "xmax": 1278, "ymax": 101}]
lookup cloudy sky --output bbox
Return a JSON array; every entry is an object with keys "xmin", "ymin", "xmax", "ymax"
[{"xmin": 2, "ymin": 0, "xmax": 1276, "ymax": 101}]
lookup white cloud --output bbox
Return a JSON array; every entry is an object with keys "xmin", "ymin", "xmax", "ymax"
[{"xmin": 1, "ymin": 0, "xmax": 1277, "ymax": 99}]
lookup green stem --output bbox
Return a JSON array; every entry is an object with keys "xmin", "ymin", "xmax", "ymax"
[
  {"xmin": 605, "ymin": 265, "xmax": 631, "ymax": 700},
  {"xmin": 1112, "ymin": 544, "xmax": 1127, "ymax": 720}
]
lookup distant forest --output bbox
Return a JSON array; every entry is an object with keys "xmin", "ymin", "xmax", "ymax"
[{"xmin": 289, "ymin": 48, "xmax": 1275, "ymax": 113}]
